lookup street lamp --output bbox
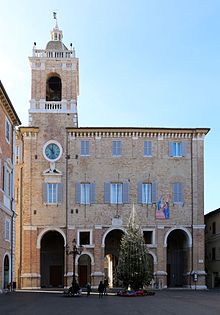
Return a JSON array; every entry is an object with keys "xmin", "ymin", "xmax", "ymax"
[{"xmin": 66, "ymin": 238, "xmax": 83, "ymax": 285}]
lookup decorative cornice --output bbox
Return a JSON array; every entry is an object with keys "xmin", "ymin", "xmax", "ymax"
[
  {"xmin": 0, "ymin": 81, "xmax": 21, "ymax": 125},
  {"xmin": 67, "ymin": 127, "xmax": 210, "ymax": 140}
]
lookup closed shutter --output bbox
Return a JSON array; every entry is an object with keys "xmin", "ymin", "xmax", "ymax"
[
  {"xmin": 173, "ymin": 182, "xmax": 183, "ymax": 203},
  {"xmin": 90, "ymin": 183, "xmax": 96, "ymax": 204},
  {"xmin": 122, "ymin": 182, "xmax": 129, "ymax": 204},
  {"xmin": 152, "ymin": 182, "xmax": 157, "ymax": 204},
  {"xmin": 137, "ymin": 182, "xmax": 142, "ymax": 203},
  {"xmin": 179, "ymin": 183, "xmax": 184, "ymax": 203},
  {"xmin": 43, "ymin": 183, "xmax": 47, "ymax": 203},
  {"xmin": 75, "ymin": 182, "xmax": 81, "ymax": 204},
  {"xmin": 104, "ymin": 182, "xmax": 110, "ymax": 203},
  {"xmin": 181, "ymin": 142, "xmax": 187, "ymax": 157},
  {"xmin": 144, "ymin": 141, "xmax": 152, "ymax": 156},
  {"xmin": 168, "ymin": 142, "xmax": 173, "ymax": 157},
  {"xmin": 57, "ymin": 183, "xmax": 63, "ymax": 203}
]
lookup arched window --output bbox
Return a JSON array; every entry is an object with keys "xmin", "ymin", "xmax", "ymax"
[{"xmin": 46, "ymin": 76, "xmax": 62, "ymax": 101}]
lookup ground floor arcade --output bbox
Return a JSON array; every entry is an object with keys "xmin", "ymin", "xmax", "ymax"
[{"xmin": 16, "ymin": 225, "xmax": 206, "ymax": 290}]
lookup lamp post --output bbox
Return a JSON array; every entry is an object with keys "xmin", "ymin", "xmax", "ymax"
[{"xmin": 66, "ymin": 238, "xmax": 83, "ymax": 285}]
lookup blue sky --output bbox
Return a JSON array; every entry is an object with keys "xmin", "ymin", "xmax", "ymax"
[{"xmin": 0, "ymin": 0, "xmax": 219, "ymax": 214}]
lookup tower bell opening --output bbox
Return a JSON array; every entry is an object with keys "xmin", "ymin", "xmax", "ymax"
[{"xmin": 46, "ymin": 75, "xmax": 62, "ymax": 101}]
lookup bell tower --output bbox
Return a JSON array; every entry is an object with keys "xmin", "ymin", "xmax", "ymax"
[{"xmin": 28, "ymin": 14, "xmax": 79, "ymax": 127}]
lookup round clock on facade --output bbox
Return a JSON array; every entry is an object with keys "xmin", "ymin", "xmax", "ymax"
[{"xmin": 43, "ymin": 140, "xmax": 62, "ymax": 162}]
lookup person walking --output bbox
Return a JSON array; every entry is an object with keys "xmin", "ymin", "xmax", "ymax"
[
  {"xmin": 86, "ymin": 282, "xmax": 91, "ymax": 296},
  {"xmin": 104, "ymin": 277, "xmax": 109, "ymax": 296},
  {"xmin": 98, "ymin": 281, "xmax": 104, "ymax": 298}
]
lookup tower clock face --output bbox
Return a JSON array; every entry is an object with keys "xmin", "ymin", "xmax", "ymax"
[{"xmin": 43, "ymin": 141, "xmax": 62, "ymax": 162}]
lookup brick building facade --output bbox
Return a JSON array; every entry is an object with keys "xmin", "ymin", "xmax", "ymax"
[
  {"xmin": 0, "ymin": 81, "xmax": 21, "ymax": 292},
  {"xmin": 205, "ymin": 208, "xmax": 220, "ymax": 288},
  {"xmin": 15, "ymin": 20, "xmax": 209, "ymax": 289}
]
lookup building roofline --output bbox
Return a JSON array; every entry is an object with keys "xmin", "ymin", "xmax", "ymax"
[
  {"xmin": 66, "ymin": 126, "xmax": 210, "ymax": 134},
  {"xmin": 0, "ymin": 80, "xmax": 21, "ymax": 125},
  {"xmin": 205, "ymin": 208, "xmax": 220, "ymax": 218}
]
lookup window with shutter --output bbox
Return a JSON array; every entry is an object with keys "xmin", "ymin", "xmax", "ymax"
[
  {"xmin": 43, "ymin": 183, "xmax": 63, "ymax": 204},
  {"xmin": 76, "ymin": 183, "xmax": 96, "ymax": 205},
  {"xmin": 5, "ymin": 118, "xmax": 10, "ymax": 144},
  {"xmin": 80, "ymin": 140, "xmax": 90, "ymax": 156},
  {"xmin": 3, "ymin": 164, "xmax": 11, "ymax": 196},
  {"xmin": 5, "ymin": 219, "xmax": 10, "ymax": 241},
  {"xmin": 172, "ymin": 182, "xmax": 183, "ymax": 203},
  {"xmin": 144, "ymin": 141, "xmax": 152, "ymax": 157},
  {"xmin": 138, "ymin": 182, "xmax": 156, "ymax": 204},
  {"xmin": 142, "ymin": 183, "xmax": 152, "ymax": 204},
  {"xmin": 111, "ymin": 183, "xmax": 122, "ymax": 204},
  {"xmin": 169, "ymin": 142, "xmax": 187, "ymax": 157},
  {"xmin": 112, "ymin": 140, "xmax": 122, "ymax": 156}
]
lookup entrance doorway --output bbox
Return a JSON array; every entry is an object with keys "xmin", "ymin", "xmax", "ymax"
[
  {"xmin": 104, "ymin": 229, "xmax": 124, "ymax": 287},
  {"xmin": 4, "ymin": 255, "xmax": 10, "ymax": 289},
  {"xmin": 78, "ymin": 254, "xmax": 91, "ymax": 287},
  {"xmin": 167, "ymin": 229, "xmax": 189, "ymax": 287},
  {"xmin": 40, "ymin": 231, "xmax": 64, "ymax": 288}
]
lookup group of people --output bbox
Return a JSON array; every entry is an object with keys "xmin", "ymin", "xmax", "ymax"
[
  {"xmin": 97, "ymin": 278, "xmax": 108, "ymax": 298},
  {"xmin": 66, "ymin": 277, "xmax": 109, "ymax": 297}
]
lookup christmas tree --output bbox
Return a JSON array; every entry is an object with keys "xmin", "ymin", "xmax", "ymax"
[{"xmin": 116, "ymin": 206, "xmax": 152, "ymax": 290}]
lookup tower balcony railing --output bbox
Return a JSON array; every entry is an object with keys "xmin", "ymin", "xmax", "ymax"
[
  {"xmin": 32, "ymin": 48, "xmax": 75, "ymax": 59},
  {"xmin": 29, "ymin": 100, "xmax": 77, "ymax": 113}
]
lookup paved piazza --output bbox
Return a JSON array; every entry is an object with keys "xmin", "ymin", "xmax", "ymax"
[{"xmin": 0, "ymin": 290, "xmax": 220, "ymax": 315}]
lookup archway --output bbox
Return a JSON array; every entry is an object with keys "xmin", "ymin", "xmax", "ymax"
[
  {"xmin": 167, "ymin": 229, "xmax": 189, "ymax": 287},
  {"xmin": 40, "ymin": 231, "xmax": 64, "ymax": 288},
  {"xmin": 78, "ymin": 254, "xmax": 91, "ymax": 287},
  {"xmin": 3, "ymin": 255, "xmax": 10, "ymax": 289},
  {"xmin": 104, "ymin": 229, "xmax": 124, "ymax": 287},
  {"xmin": 46, "ymin": 75, "xmax": 62, "ymax": 101}
]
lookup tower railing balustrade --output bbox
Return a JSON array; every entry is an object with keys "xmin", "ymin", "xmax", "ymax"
[
  {"xmin": 30, "ymin": 100, "xmax": 77, "ymax": 113},
  {"xmin": 45, "ymin": 102, "xmax": 62, "ymax": 110},
  {"xmin": 33, "ymin": 49, "xmax": 75, "ymax": 59}
]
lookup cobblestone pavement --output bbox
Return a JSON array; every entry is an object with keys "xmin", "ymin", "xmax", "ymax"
[{"xmin": 0, "ymin": 290, "xmax": 220, "ymax": 315}]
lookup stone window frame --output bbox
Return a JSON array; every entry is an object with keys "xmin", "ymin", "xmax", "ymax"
[
  {"xmin": 5, "ymin": 218, "xmax": 11, "ymax": 242},
  {"xmin": 5, "ymin": 117, "xmax": 11, "ymax": 144}
]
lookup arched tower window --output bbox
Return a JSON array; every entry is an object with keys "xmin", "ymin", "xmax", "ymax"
[{"xmin": 46, "ymin": 75, "xmax": 62, "ymax": 101}]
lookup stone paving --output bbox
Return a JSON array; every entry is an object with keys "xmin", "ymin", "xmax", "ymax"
[{"xmin": 0, "ymin": 289, "xmax": 220, "ymax": 315}]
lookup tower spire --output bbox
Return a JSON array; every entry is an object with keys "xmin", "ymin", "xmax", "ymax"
[{"xmin": 51, "ymin": 12, "xmax": 63, "ymax": 41}]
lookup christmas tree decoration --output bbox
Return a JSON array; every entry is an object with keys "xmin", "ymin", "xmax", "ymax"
[{"xmin": 116, "ymin": 206, "xmax": 152, "ymax": 291}]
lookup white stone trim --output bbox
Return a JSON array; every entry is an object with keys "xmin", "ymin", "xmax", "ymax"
[
  {"xmin": 77, "ymin": 229, "xmax": 93, "ymax": 246},
  {"xmin": 76, "ymin": 250, "xmax": 95, "ymax": 265},
  {"xmin": 157, "ymin": 225, "xmax": 165, "ymax": 229},
  {"xmin": 21, "ymin": 273, "xmax": 41, "ymax": 278},
  {"xmin": 95, "ymin": 225, "xmax": 102, "ymax": 229},
  {"xmin": 142, "ymin": 228, "xmax": 156, "ymax": 245},
  {"xmin": 154, "ymin": 271, "xmax": 167, "ymax": 276},
  {"xmin": 193, "ymin": 225, "xmax": 206, "ymax": 230},
  {"xmin": 148, "ymin": 250, "xmax": 158, "ymax": 264},
  {"xmin": 91, "ymin": 272, "xmax": 104, "ymax": 276},
  {"xmin": 36, "ymin": 227, "xmax": 66, "ymax": 248},
  {"xmin": 23, "ymin": 226, "xmax": 37, "ymax": 231},
  {"xmin": 164, "ymin": 226, "xmax": 192, "ymax": 247}
]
